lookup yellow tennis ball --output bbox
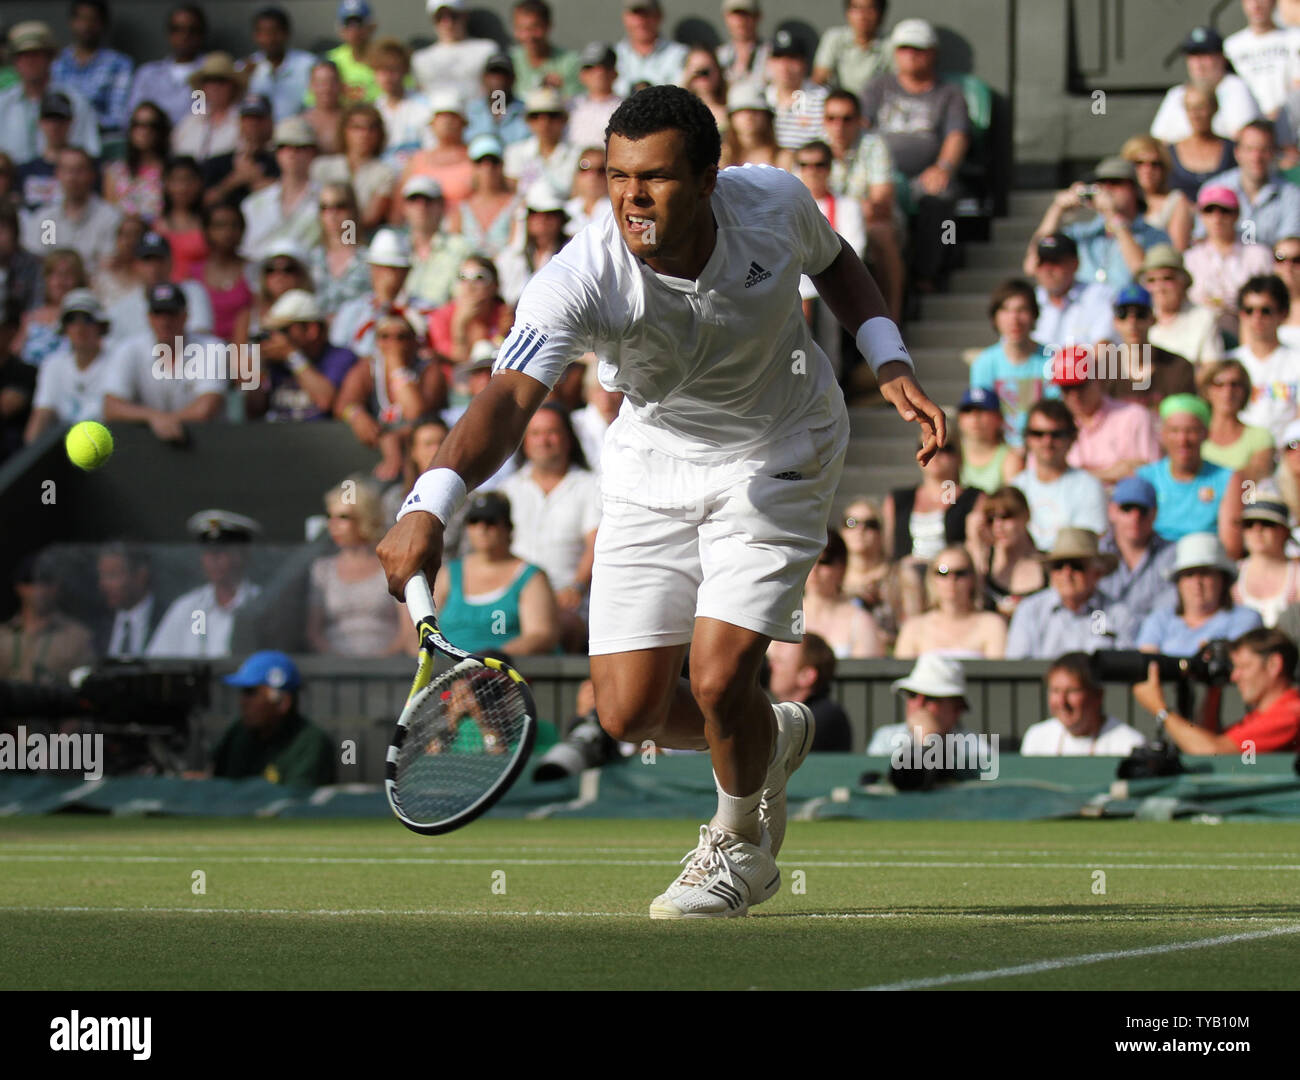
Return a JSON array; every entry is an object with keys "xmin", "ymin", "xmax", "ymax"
[{"xmin": 65, "ymin": 421, "xmax": 114, "ymax": 471}]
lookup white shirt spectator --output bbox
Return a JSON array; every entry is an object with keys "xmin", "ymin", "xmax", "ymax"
[
  {"xmin": 1019, "ymin": 715, "xmax": 1146, "ymax": 756},
  {"xmin": 1150, "ymin": 75, "xmax": 1263, "ymax": 142},
  {"xmin": 246, "ymin": 49, "xmax": 317, "ymax": 122},
  {"xmin": 1034, "ymin": 281, "xmax": 1118, "ymax": 347},
  {"xmin": 239, "ymin": 180, "xmax": 322, "ymax": 260},
  {"xmin": 1011, "ymin": 466, "xmax": 1109, "ymax": 551},
  {"xmin": 504, "ymin": 136, "xmax": 581, "ymax": 199},
  {"xmin": 411, "ymin": 37, "xmax": 499, "ymax": 103},
  {"xmin": 171, "ymin": 110, "xmax": 239, "ymax": 163},
  {"xmin": 613, "ymin": 37, "xmax": 689, "ymax": 97},
  {"xmin": 377, "ymin": 94, "xmax": 434, "ymax": 170},
  {"xmin": 102, "ymin": 330, "xmax": 228, "ymax": 413},
  {"xmin": 564, "ymin": 194, "xmax": 613, "ymax": 237},
  {"xmin": 568, "ymin": 94, "xmax": 623, "ymax": 152},
  {"xmin": 146, "ymin": 580, "xmax": 261, "ymax": 658},
  {"xmin": 499, "ymin": 463, "xmax": 602, "ymax": 592},
  {"xmin": 0, "ymin": 82, "xmax": 101, "ymax": 163},
  {"xmin": 1230, "ymin": 341, "xmax": 1300, "ymax": 442},
  {"xmin": 21, "ymin": 195, "xmax": 121, "ymax": 272},
  {"xmin": 1224, "ymin": 25, "xmax": 1300, "ymax": 117},
  {"xmin": 103, "ymin": 283, "xmax": 213, "ymax": 352},
  {"xmin": 1149, "ymin": 303, "xmax": 1225, "ymax": 364},
  {"xmin": 769, "ymin": 80, "xmax": 829, "ymax": 152},
  {"xmin": 31, "ymin": 343, "xmax": 116, "ymax": 423}
]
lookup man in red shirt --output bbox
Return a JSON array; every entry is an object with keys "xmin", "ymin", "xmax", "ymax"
[{"xmin": 1134, "ymin": 627, "xmax": 1300, "ymax": 753}]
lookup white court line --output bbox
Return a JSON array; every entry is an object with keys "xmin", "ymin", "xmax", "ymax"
[
  {"xmin": 858, "ymin": 923, "xmax": 1300, "ymax": 991},
  {"xmin": 3, "ymin": 853, "xmax": 1300, "ymax": 870}
]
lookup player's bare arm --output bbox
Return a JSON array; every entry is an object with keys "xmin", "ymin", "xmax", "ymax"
[
  {"xmin": 809, "ymin": 236, "xmax": 947, "ymax": 462},
  {"xmin": 378, "ymin": 369, "xmax": 550, "ymax": 600}
]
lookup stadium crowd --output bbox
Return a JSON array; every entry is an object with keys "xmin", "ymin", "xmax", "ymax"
[{"xmin": 4, "ymin": 0, "xmax": 1300, "ymax": 766}]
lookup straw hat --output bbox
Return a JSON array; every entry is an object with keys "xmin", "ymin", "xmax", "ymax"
[
  {"xmin": 189, "ymin": 53, "xmax": 249, "ymax": 95},
  {"xmin": 1037, "ymin": 528, "xmax": 1118, "ymax": 573}
]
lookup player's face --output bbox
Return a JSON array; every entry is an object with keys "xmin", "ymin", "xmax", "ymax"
[
  {"xmin": 1047, "ymin": 669, "xmax": 1101, "ymax": 737},
  {"xmin": 607, "ymin": 129, "xmax": 717, "ymax": 265}
]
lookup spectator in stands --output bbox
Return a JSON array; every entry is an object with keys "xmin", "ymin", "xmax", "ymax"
[
  {"xmin": 53, "ymin": 1, "xmax": 134, "ymax": 146},
  {"xmin": 1225, "ymin": 0, "xmax": 1295, "ymax": 124},
  {"xmin": 1230, "ymin": 274, "xmax": 1300, "ymax": 443},
  {"xmin": 1134, "ymin": 626, "xmax": 1300, "ymax": 753},
  {"xmin": 247, "ymin": 289, "xmax": 356, "ymax": 422},
  {"xmin": 18, "ymin": 250, "xmax": 92, "ymax": 369},
  {"xmin": 682, "ymin": 46, "xmax": 730, "ymax": 136},
  {"xmin": 0, "ymin": 552, "xmax": 95, "ymax": 685},
  {"xmin": 449, "ymin": 135, "xmax": 518, "ymax": 259},
  {"xmin": 895, "ymin": 544, "xmax": 1007, "ymax": 660},
  {"xmin": 94, "ymin": 542, "xmax": 162, "ymax": 659},
  {"xmin": 510, "ymin": 0, "xmax": 580, "ymax": 98},
  {"xmin": 307, "ymin": 181, "xmax": 371, "ymax": 314},
  {"xmin": 717, "ymin": 0, "xmax": 769, "ymax": 92},
  {"xmin": 614, "ymin": 0, "xmax": 689, "ymax": 98},
  {"xmin": 970, "ymin": 485, "xmax": 1045, "ymax": 618},
  {"xmin": 201, "ymin": 95, "xmax": 279, "ymax": 210},
  {"xmin": 570, "ymin": 358, "xmax": 622, "ymax": 475},
  {"xmin": 104, "ymin": 102, "xmax": 168, "ymax": 222},
  {"xmin": 429, "ymin": 254, "xmax": 510, "ymax": 366},
  {"xmin": 331, "ymin": 229, "xmax": 433, "ymax": 359},
  {"xmin": 307, "ymin": 479, "xmax": 409, "ymax": 656},
  {"xmin": 1234, "ymin": 498, "xmax": 1300, "ymax": 625},
  {"xmin": 764, "ymin": 633, "xmax": 852, "ymax": 752},
  {"xmin": 500, "ymin": 402, "xmax": 601, "ymax": 651},
  {"xmin": 804, "ymin": 529, "xmax": 885, "ymax": 658},
  {"xmin": 1053, "ymin": 346, "xmax": 1159, "ymax": 484},
  {"xmin": 401, "ymin": 176, "xmax": 472, "ymax": 308},
  {"xmin": 1013, "ymin": 399, "xmax": 1108, "ymax": 551},
  {"xmin": 213, "ymin": 650, "xmax": 337, "ymax": 787},
  {"xmin": 1186, "ymin": 185, "xmax": 1275, "ymax": 334},
  {"xmin": 147, "ymin": 510, "xmax": 263, "ymax": 658},
  {"xmin": 766, "ymin": 30, "xmax": 826, "ymax": 153},
  {"xmin": 155, "ymin": 156, "xmax": 207, "ymax": 283},
  {"xmin": 1123, "ymin": 134, "xmax": 1193, "ymax": 252},
  {"xmin": 1020, "ymin": 652, "xmax": 1146, "ymax": 756},
  {"xmin": 1167, "ymin": 83, "xmax": 1238, "ymax": 201},
  {"xmin": 464, "ymin": 52, "xmax": 529, "ymax": 150},
  {"xmin": 1141, "ymin": 244, "xmax": 1225, "ymax": 364},
  {"xmin": 310, "ymin": 103, "xmax": 396, "ymax": 235},
  {"xmin": 1273, "ymin": 234, "xmax": 1300, "ymax": 346},
  {"xmin": 302, "ymin": 61, "xmax": 344, "ymax": 155},
  {"xmin": 838, "ymin": 496, "xmax": 899, "ymax": 641},
  {"xmin": 505, "ymin": 88, "xmax": 579, "ymax": 200},
  {"xmin": 0, "ymin": 21, "xmax": 101, "ymax": 164},
  {"xmin": 861, "ymin": 18, "xmax": 969, "ymax": 293},
  {"xmin": 813, "ymin": 0, "xmax": 891, "ymax": 92},
  {"xmin": 1151, "ymin": 26, "xmax": 1262, "ymax": 144},
  {"xmin": 126, "ymin": 4, "xmax": 207, "ymax": 127},
  {"xmin": 1098, "ymin": 475, "xmax": 1178, "ymax": 613},
  {"xmin": 565, "ymin": 146, "xmax": 612, "ymax": 237},
  {"xmin": 102, "ymin": 282, "xmax": 226, "ymax": 441},
  {"xmin": 335, "ymin": 308, "xmax": 439, "ymax": 481},
  {"xmin": 720, "ymin": 85, "xmax": 787, "ymax": 169},
  {"xmin": 1274, "ymin": 418, "xmax": 1300, "ymax": 537},
  {"xmin": 569, "ymin": 44, "xmax": 623, "ymax": 152},
  {"xmin": 24, "ymin": 289, "xmax": 115, "ymax": 441},
  {"xmin": 400, "ymin": 92, "xmax": 474, "ymax": 215},
  {"xmin": 171, "ymin": 53, "xmax": 244, "ymax": 164},
  {"xmin": 240, "ymin": 116, "xmax": 322, "ymax": 261},
  {"xmin": 1137, "ymin": 532, "xmax": 1262, "ymax": 655},
  {"xmin": 1203, "ymin": 121, "xmax": 1300, "ymax": 249},
  {"xmin": 370, "ymin": 39, "xmax": 433, "ymax": 171},
  {"xmin": 18, "ymin": 92, "xmax": 77, "ymax": 212},
  {"xmin": 434, "ymin": 490, "xmax": 561, "ymax": 655},
  {"xmin": 0, "ymin": 205, "xmax": 41, "ymax": 315},
  {"xmin": 1006, "ymin": 528, "xmax": 1138, "ymax": 658},
  {"xmin": 412, "ymin": 0, "xmax": 498, "ymax": 103},
  {"xmin": 958, "ymin": 386, "xmax": 1023, "ymax": 493},
  {"xmin": 245, "ymin": 6, "xmax": 316, "ymax": 124},
  {"xmin": 866, "ymin": 654, "xmax": 970, "ymax": 756},
  {"xmin": 103, "ymin": 229, "xmax": 213, "ymax": 350},
  {"xmin": 497, "ymin": 180, "xmax": 569, "ymax": 307},
  {"xmin": 1026, "ymin": 233, "xmax": 1117, "ymax": 348},
  {"xmin": 94, "ymin": 214, "xmax": 145, "ymax": 308},
  {"xmin": 1136, "ymin": 394, "xmax": 1238, "ymax": 545},
  {"xmin": 1106, "ymin": 283, "xmax": 1196, "ymax": 410},
  {"xmin": 795, "ymin": 139, "xmax": 865, "ymax": 341},
  {"xmin": 22, "ymin": 147, "xmax": 120, "ymax": 275},
  {"xmin": 382, "ymin": 412, "xmax": 449, "ymax": 524},
  {"xmin": 328, "ymin": 0, "xmax": 379, "ymax": 106},
  {"xmin": 884, "ymin": 425, "xmax": 982, "ymax": 565},
  {"xmin": 1031, "ymin": 157, "xmax": 1169, "ymax": 290},
  {"xmin": 969, "ymin": 278, "xmax": 1056, "ymax": 449},
  {"xmin": 1197, "ymin": 357, "xmax": 1275, "ymax": 478}
]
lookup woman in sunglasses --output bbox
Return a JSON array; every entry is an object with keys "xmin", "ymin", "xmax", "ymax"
[
  {"xmin": 839, "ymin": 496, "xmax": 898, "ymax": 641},
  {"xmin": 1121, "ymin": 134, "xmax": 1192, "ymax": 252},
  {"xmin": 103, "ymin": 103, "xmax": 170, "ymax": 221},
  {"xmin": 895, "ymin": 545, "xmax": 1007, "ymax": 659},
  {"xmin": 970, "ymin": 485, "xmax": 1045, "ymax": 618},
  {"xmin": 428, "ymin": 255, "xmax": 509, "ymax": 366},
  {"xmin": 802, "ymin": 529, "xmax": 884, "ymax": 659},
  {"xmin": 1137, "ymin": 533, "xmax": 1261, "ymax": 656},
  {"xmin": 1184, "ymin": 186, "xmax": 1273, "ymax": 337},
  {"xmin": 1233, "ymin": 499, "xmax": 1300, "ymax": 628},
  {"xmin": 1195, "ymin": 358, "xmax": 1275, "ymax": 478},
  {"xmin": 308, "ymin": 181, "xmax": 372, "ymax": 313},
  {"xmin": 251, "ymin": 242, "xmax": 313, "ymax": 336}
]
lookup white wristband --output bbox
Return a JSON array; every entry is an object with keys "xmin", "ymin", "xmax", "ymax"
[
  {"xmin": 856, "ymin": 316, "xmax": 914, "ymax": 376},
  {"xmin": 396, "ymin": 467, "xmax": 466, "ymax": 527}
]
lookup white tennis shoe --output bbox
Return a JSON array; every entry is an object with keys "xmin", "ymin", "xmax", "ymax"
[
  {"xmin": 649, "ymin": 824, "xmax": 781, "ymax": 919},
  {"xmin": 759, "ymin": 701, "xmax": 815, "ymax": 858}
]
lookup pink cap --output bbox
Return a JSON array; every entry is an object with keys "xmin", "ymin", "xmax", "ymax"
[{"xmin": 1197, "ymin": 184, "xmax": 1239, "ymax": 211}]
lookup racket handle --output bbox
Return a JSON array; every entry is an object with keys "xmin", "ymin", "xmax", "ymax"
[{"xmin": 403, "ymin": 571, "xmax": 436, "ymax": 626}]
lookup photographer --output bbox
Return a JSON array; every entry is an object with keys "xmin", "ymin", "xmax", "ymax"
[
  {"xmin": 1133, "ymin": 627, "xmax": 1300, "ymax": 754},
  {"xmin": 244, "ymin": 289, "xmax": 357, "ymax": 422}
]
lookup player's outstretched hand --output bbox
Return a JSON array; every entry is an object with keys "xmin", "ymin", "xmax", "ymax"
[
  {"xmin": 876, "ymin": 360, "xmax": 947, "ymax": 464},
  {"xmin": 378, "ymin": 511, "xmax": 445, "ymax": 603}
]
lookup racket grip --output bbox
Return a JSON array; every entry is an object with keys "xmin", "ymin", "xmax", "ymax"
[{"xmin": 403, "ymin": 572, "xmax": 436, "ymax": 626}]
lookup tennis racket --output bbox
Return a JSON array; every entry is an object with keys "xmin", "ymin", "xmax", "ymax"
[{"xmin": 385, "ymin": 571, "xmax": 538, "ymax": 835}]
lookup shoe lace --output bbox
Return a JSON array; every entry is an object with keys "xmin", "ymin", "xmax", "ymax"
[{"xmin": 676, "ymin": 825, "xmax": 737, "ymax": 889}]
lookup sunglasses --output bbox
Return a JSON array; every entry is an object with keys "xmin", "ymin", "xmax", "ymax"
[
  {"xmin": 62, "ymin": 312, "xmax": 101, "ymax": 326},
  {"xmin": 1244, "ymin": 519, "xmax": 1283, "ymax": 529},
  {"xmin": 265, "ymin": 262, "xmax": 298, "ymax": 274},
  {"xmin": 328, "ymin": 512, "xmax": 356, "ymax": 521},
  {"xmin": 1026, "ymin": 428, "xmax": 1071, "ymax": 440},
  {"xmin": 1116, "ymin": 503, "xmax": 1150, "ymax": 514},
  {"xmin": 823, "ymin": 113, "xmax": 856, "ymax": 123},
  {"xmin": 1143, "ymin": 274, "xmax": 1181, "ymax": 284},
  {"xmin": 1241, "ymin": 305, "xmax": 1278, "ymax": 316},
  {"xmin": 1134, "ymin": 159, "xmax": 1163, "ymax": 168},
  {"xmin": 376, "ymin": 329, "xmax": 413, "ymax": 340},
  {"xmin": 901, "ymin": 690, "xmax": 952, "ymax": 704},
  {"xmin": 474, "ymin": 155, "xmax": 503, "ymax": 165},
  {"xmin": 459, "ymin": 270, "xmax": 492, "ymax": 283},
  {"xmin": 843, "ymin": 516, "xmax": 880, "ymax": 530},
  {"xmin": 934, "ymin": 564, "xmax": 972, "ymax": 578},
  {"xmin": 1115, "ymin": 305, "xmax": 1152, "ymax": 320},
  {"xmin": 1049, "ymin": 558, "xmax": 1090, "ymax": 573},
  {"xmin": 319, "ymin": 202, "xmax": 351, "ymax": 210},
  {"xmin": 798, "ymin": 160, "xmax": 831, "ymax": 169},
  {"xmin": 1201, "ymin": 204, "xmax": 1236, "ymax": 215}
]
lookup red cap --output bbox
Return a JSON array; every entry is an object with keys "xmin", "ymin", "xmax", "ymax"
[{"xmin": 1051, "ymin": 345, "xmax": 1091, "ymax": 387}]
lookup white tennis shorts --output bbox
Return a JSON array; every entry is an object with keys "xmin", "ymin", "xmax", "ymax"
[{"xmin": 588, "ymin": 412, "xmax": 849, "ymax": 655}]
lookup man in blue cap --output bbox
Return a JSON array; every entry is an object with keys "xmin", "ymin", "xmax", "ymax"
[
  {"xmin": 212, "ymin": 650, "xmax": 336, "ymax": 787},
  {"xmin": 1098, "ymin": 475, "xmax": 1177, "ymax": 612},
  {"xmin": 1106, "ymin": 282, "xmax": 1195, "ymax": 409},
  {"xmin": 957, "ymin": 386, "xmax": 1022, "ymax": 493}
]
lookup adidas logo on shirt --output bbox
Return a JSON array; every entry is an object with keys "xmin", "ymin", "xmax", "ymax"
[{"xmin": 744, "ymin": 261, "xmax": 772, "ymax": 288}]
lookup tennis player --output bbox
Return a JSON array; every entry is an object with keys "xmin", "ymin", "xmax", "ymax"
[{"xmin": 379, "ymin": 86, "xmax": 944, "ymax": 918}]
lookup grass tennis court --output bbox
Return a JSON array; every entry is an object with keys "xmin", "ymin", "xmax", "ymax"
[{"xmin": 2, "ymin": 817, "xmax": 1299, "ymax": 990}]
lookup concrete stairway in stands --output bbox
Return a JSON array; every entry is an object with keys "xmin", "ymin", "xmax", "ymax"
[{"xmin": 836, "ymin": 190, "xmax": 1056, "ymax": 512}]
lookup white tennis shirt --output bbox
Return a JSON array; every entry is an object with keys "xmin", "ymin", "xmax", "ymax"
[{"xmin": 493, "ymin": 164, "xmax": 848, "ymax": 463}]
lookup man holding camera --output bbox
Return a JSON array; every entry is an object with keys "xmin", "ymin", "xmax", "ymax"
[
  {"xmin": 1133, "ymin": 627, "xmax": 1300, "ymax": 753},
  {"xmin": 246, "ymin": 289, "xmax": 357, "ymax": 422}
]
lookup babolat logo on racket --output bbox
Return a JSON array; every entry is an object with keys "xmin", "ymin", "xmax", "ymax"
[{"xmin": 497, "ymin": 324, "xmax": 550, "ymax": 372}]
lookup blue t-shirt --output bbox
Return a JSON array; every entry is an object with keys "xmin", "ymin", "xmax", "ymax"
[
  {"xmin": 1135, "ymin": 458, "xmax": 1233, "ymax": 541},
  {"xmin": 968, "ymin": 341, "xmax": 1059, "ymax": 448},
  {"xmin": 1063, "ymin": 215, "xmax": 1170, "ymax": 289},
  {"xmin": 1136, "ymin": 604, "xmax": 1263, "ymax": 657}
]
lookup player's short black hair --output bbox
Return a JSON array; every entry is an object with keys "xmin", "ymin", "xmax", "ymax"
[{"xmin": 606, "ymin": 85, "xmax": 721, "ymax": 177}]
